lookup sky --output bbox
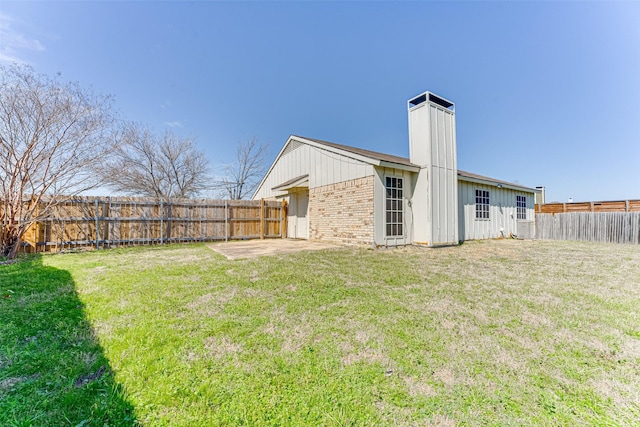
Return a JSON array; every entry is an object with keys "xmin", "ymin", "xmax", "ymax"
[{"xmin": 1, "ymin": 1, "xmax": 638, "ymax": 203}]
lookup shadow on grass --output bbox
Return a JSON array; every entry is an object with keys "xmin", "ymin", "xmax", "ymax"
[{"xmin": 0, "ymin": 255, "xmax": 138, "ymax": 426}]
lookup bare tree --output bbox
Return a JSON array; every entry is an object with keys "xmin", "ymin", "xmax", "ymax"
[
  {"xmin": 217, "ymin": 138, "xmax": 269, "ymax": 200},
  {"xmin": 99, "ymin": 124, "xmax": 210, "ymax": 199},
  {"xmin": 0, "ymin": 63, "xmax": 117, "ymax": 259}
]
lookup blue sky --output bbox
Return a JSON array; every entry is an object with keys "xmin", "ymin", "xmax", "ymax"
[{"xmin": 1, "ymin": 1, "xmax": 638, "ymax": 202}]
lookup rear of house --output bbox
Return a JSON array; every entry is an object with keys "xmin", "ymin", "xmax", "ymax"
[{"xmin": 253, "ymin": 90, "xmax": 540, "ymax": 246}]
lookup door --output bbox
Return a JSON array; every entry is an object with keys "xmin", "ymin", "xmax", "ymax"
[
  {"xmin": 296, "ymin": 191, "xmax": 309, "ymax": 239},
  {"xmin": 287, "ymin": 191, "xmax": 309, "ymax": 239}
]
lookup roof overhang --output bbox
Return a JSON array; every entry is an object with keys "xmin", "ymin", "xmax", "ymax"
[
  {"xmin": 271, "ymin": 174, "xmax": 309, "ymax": 191},
  {"xmin": 378, "ymin": 161, "xmax": 420, "ymax": 173},
  {"xmin": 457, "ymin": 170, "xmax": 540, "ymax": 193}
]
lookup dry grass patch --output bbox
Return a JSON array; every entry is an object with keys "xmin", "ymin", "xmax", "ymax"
[{"xmin": 204, "ymin": 336, "xmax": 244, "ymax": 359}]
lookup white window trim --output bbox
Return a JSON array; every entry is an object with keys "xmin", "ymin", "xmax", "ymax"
[
  {"xmin": 475, "ymin": 189, "xmax": 490, "ymax": 221},
  {"xmin": 516, "ymin": 195, "xmax": 527, "ymax": 220},
  {"xmin": 384, "ymin": 174, "xmax": 406, "ymax": 238}
]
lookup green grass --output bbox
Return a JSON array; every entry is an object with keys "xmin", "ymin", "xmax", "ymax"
[
  {"xmin": 0, "ymin": 256, "xmax": 136, "ymax": 426},
  {"xmin": 2, "ymin": 240, "xmax": 639, "ymax": 426}
]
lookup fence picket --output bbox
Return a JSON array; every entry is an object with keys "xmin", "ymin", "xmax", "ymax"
[{"xmin": 535, "ymin": 212, "xmax": 640, "ymax": 244}]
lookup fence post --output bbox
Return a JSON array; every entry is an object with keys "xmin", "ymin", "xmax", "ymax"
[
  {"xmin": 95, "ymin": 198, "xmax": 100, "ymax": 250},
  {"xmin": 103, "ymin": 197, "xmax": 110, "ymax": 246},
  {"xmin": 166, "ymin": 202, "xmax": 172, "ymax": 243},
  {"xmin": 260, "ymin": 199, "xmax": 265, "ymax": 239},
  {"xmin": 225, "ymin": 200, "xmax": 228, "ymax": 242},
  {"xmin": 160, "ymin": 201, "xmax": 164, "ymax": 244}
]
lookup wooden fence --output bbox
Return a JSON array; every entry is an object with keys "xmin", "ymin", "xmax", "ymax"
[
  {"xmin": 535, "ymin": 212, "xmax": 640, "ymax": 244},
  {"xmin": 18, "ymin": 197, "xmax": 287, "ymax": 253},
  {"xmin": 536, "ymin": 199, "xmax": 640, "ymax": 214}
]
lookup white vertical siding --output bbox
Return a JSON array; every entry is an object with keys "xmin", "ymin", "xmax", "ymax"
[
  {"xmin": 253, "ymin": 141, "xmax": 375, "ymax": 199},
  {"xmin": 408, "ymin": 103, "xmax": 430, "ymax": 244},
  {"xmin": 428, "ymin": 104, "xmax": 458, "ymax": 245},
  {"xmin": 458, "ymin": 180, "xmax": 536, "ymax": 240}
]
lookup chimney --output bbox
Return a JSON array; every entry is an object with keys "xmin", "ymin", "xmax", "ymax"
[
  {"xmin": 408, "ymin": 91, "xmax": 458, "ymax": 246},
  {"xmin": 535, "ymin": 186, "xmax": 546, "ymax": 205}
]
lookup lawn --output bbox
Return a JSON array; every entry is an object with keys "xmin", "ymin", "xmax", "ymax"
[{"xmin": 1, "ymin": 240, "xmax": 639, "ymax": 426}]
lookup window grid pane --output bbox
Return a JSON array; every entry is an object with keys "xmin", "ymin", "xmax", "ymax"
[
  {"xmin": 385, "ymin": 177, "xmax": 404, "ymax": 237},
  {"xmin": 517, "ymin": 195, "xmax": 527, "ymax": 220},
  {"xmin": 476, "ymin": 189, "xmax": 490, "ymax": 219}
]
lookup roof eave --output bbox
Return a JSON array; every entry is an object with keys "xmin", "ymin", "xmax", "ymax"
[
  {"xmin": 457, "ymin": 175, "xmax": 539, "ymax": 193},
  {"xmin": 378, "ymin": 161, "xmax": 420, "ymax": 173}
]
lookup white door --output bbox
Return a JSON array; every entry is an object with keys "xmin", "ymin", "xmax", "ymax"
[
  {"xmin": 296, "ymin": 191, "xmax": 309, "ymax": 239},
  {"xmin": 287, "ymin": 191, "xmax": 309, "ymax": 239}
]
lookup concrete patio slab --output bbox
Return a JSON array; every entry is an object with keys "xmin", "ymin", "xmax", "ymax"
[{"xmin": 208, "ymin": 239, "xmax": 341, "ymax": 260}]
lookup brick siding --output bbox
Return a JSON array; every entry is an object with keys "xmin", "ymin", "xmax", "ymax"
[{"xmin": 309, "ymin": 176, "xmax": 375, "ymax": 245}]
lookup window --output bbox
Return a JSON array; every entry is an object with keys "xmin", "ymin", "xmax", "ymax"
[
  {"xmin": 517, "ymin": 195, "xmax": 527, "ymax": 220},
  {"xmin": 385, "ymin": 176, "xmax": 403, "ymax": 237},
  {"xmin": 475, "ymin": 189, "xmax": 489, "ymax": 219}
]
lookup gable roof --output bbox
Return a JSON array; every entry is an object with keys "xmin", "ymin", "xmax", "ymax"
[{"xmin": 252, "ymin": 134, "xmax": 419, "ymax": 199}]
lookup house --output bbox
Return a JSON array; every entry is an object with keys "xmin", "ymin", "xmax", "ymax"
[{"xmin": 252, "ymin": 91, "xmax": 540, "ymax": 246}]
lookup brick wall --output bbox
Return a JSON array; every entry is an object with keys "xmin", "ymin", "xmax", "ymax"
[{"xmin": 309, "ymin": 175, "xmax": 375, "ymax": 245}]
